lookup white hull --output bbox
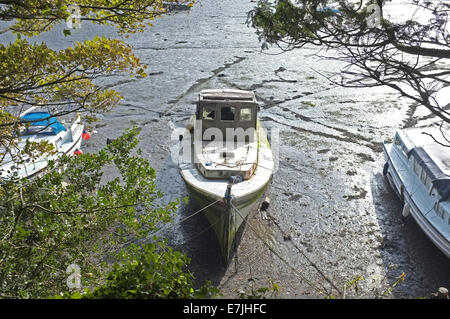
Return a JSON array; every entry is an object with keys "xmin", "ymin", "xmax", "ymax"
[
  {"xmin": 0, "ymin": 116, "xmax": 84, "ymax": 180},
  {"xmin": 382, "ymin": 128, "xmax": 450, "ymax": 259}
]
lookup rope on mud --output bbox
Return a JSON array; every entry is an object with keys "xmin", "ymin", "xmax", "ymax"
[
  {"xmin": 267, "ymin": 214, "xmax": 343, "ymax": 297},
  {"xmin": 180, "ymin": 215, "xmax": 223, "ymax": 244},
  {"xmin": 176, "ymin": 198, "xmax": 223, "ymax": 225},
  {"xmin": 265, "ymin": 184, "xmax": 344, "ymax": 295},
  {"xmin": 230, "ymin": 202, "xmax": 338, "ymax": 298},
  {"xmin": 150, "ymin": 198, "xmax": 223, "ymax": 237}
]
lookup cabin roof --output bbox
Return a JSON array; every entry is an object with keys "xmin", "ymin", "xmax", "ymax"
[
  {"xmin": 402, "ymin": 127, "xmax": 450, "ymax": 149},
  {"xmin": 423, "ymin": 144, "xmax": 450, "ymax": 177},
  {"xmin": 403, "ymin": 127, "xmax": 450, "ymax": 200},
  {"xmin": 199, "ymin": 89, "xmax": 257, "ymax": 102},
  {"xmin": 409, "ymin": 146, "xmax": 450, "ymax": 201},
  {"xmin": 409, "ymin": 146, "xmax": 450, "ymax": 178}
]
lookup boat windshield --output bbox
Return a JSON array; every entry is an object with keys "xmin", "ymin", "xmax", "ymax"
[
  {"xmin": 394, "ymin": 133, "xmax": 409, "ymax": 155},
  {"xmin": 221, "ymin": 106, "xmax": 235, "ymax": 121},
  {"xmin": 202, "ymin": 106, "xmax": 215, "ymax": 120},
  {"xmin": 19, "ymin": 125, "xmax": 54, "ymax": 136}
]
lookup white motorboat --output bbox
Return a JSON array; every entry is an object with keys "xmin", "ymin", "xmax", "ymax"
[
  {"xmin": 382, "ymin": 127, "xmax": 450, "ymax": 258},
  {"xmin": 179, "ymin": 89, "xmax": 274, "ymax": 264},
  {"xmin": 0, "ymin": 110, "xmax": 88, "ymax": 180}
]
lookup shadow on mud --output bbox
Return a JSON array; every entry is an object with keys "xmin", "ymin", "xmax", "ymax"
[
  {"xmin": 370, "ymin": 172, "xmax": 450, "ymax": 297},
  {"xmin": 176, "ymin": 199, "xmax": 227, "ymax": 287}
]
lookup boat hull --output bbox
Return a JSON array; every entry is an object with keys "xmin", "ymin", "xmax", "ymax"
[
  {"xmin": 27, "ymin": 131, "xmax": 84, "ymax": 179},
  {"xmin": 185, "ymin": 174, "xmax": 270, "ymax": 264}
]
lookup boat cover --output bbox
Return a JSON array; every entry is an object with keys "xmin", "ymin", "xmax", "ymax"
[
  {"xmin": 21, "ymin": 112, "xmax": 67, "ymax": 134},
  {"xmin": 408, "ymin": 146, "xmax": 450, "ymax": 201}
]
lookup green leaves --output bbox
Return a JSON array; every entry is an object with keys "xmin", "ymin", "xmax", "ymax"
[
  {"xmin": 237, "ymin": 277, "xmax": 281, "ymax": 299},
  {"xmin": 0, "ymin": 36, "xmax": 145, "ymax": 142},
  {"xmin": 0, "ymin": 1, "xmax": 164, "ymax": 159},
  {"xmin": 0, "ymin": 127, "xmax": 217, "ymax": 299},
  {"xmin": 70, "ymin": 242, "xmax": 218, "ymax": 299},
  {"xmin": 248, "ymin": 0, "xmax": 372, "ymax": 47},
  {"xmin": 0, "ymin": 0, "xmax": 195, "ymax": 36},
  {"xmin": 248, "ymin": 0, "xmax": 321, "ymax": 45}
]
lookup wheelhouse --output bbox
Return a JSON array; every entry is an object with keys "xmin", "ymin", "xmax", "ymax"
[{"xmin": 196, "ymin": 89, "xmax": 258, "ymax": 142}]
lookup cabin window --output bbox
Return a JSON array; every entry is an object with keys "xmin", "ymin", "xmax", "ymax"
[
  {"xmin": 394, "ymin": 134, "xmax": 401, "ymax": 148},
  {"xmin": 21, "ymin": 126, "xmax": 52, "ymax": 135},
  {"xmin": 420, "ymin": 168, "xmax": 428, "ymax": 184},
  {"xmin": 221, "ymin": 106, "xmax": 235, "ymax": 121},
  {"xmin": 436, "ymin": 204, "xmax": 444, "ymax": 219},
  {"xmin": 425, "ymin": 175, "xmax": 432, "ymax": 191},
  {"xmin": 393, "ymin": 135, "xmax": 407, "ymax": 155},
  {"xmin": 56, "ymin": 137, "xmax": 62, "ymax": 147},
  {"xmin": 240, "ymin": 108, "xmax": 252, "ymax": 121},
  {"xmin": 202, "ymin": 106, "xmax": 215, "ymax": 120},
  {"xmin": 402, "ymin": 144, "xmax": 409, "ymax": 155},
  {"xmin": 413, "ymin": 158, "xmax": 421, "ymax": 176}
]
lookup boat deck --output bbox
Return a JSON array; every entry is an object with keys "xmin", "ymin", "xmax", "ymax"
[
  {"xmin": 195, "ymin": 139, "xmax": 258, "ymax": 180},
  {"xmin": 180, "ymin": 121, "xmax": 273, "ymax": 201}
]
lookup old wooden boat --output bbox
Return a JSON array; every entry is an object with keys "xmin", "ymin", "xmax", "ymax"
[
  {"xmin": 179, "ymin": 89, "xmax": 274, "ymax": 264},
  {"xmin": 382, "ymin": 127, "xmax": 450, "ymax": 259}
]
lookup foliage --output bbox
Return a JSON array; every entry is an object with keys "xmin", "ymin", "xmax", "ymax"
[
  {"xmin": 0, "ymin": 127, "xmax": 218, "ymax": 299},
  {"xmin": 0, "ymin": 0, "xmax": 194, "ymax": 36},
  {"xmin": 248, "ymin": 0, "xmax": 450, "ymax": 125},
  {"xmin": 338, "ymin": 271, "xmax": 406, "ymax": 299},
  {"xmin": 57, "ymin": 241, "xmax": 219, "ymax": 299},
  {"xmin": 0, "ymin": 1, "xmax": 217, "ymax": 300}
]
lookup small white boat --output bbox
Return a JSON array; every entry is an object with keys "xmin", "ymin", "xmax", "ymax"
[
  {"xmin": 382, "ymin": 127, "xmax": 450, "ymax": 258},
  {"xmin": 179, "ymin": 89, "xmax": 274, "ymax": 263},
  {"xmin": 162, "ymin": 0, "xmax": 191, "ymax": 11},
  {"xmin": 0, "ymin": 110, "xmax": 88, "ymax": 180}
]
